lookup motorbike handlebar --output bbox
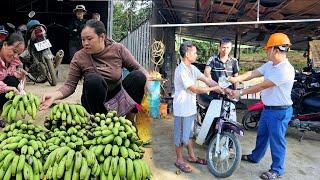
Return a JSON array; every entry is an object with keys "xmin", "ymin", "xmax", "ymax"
[{"xmin": 219, "ymin": 94, "xmax": 239, "ymax": 103}]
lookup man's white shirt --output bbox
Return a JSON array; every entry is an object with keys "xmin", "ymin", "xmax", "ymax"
[
  {"xmin": 173, "ymin": 61, "xmax": 202, "ymax": 117},
  {"xmin": 257, "ymin": 59, "xmax": 295, "ymax": 106}
]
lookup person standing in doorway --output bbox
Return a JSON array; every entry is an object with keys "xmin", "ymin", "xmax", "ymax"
[
  {"xmin": 204, "ymin": 37, "xmax": 239, "ymax": 98},
  {"xmin": 173, "ymin": 41, "xmax": 224, "ymax": 173},
  {"xmin": 227, "ymin": 33, "xmax": 294, "ymax": 179},
  {"xmin": 92, "ymin": 13, "xmax": 101, "ymax": 21},
  {"xmin": 69, "ymin": 4, "xmax": 87, "ymax": 59}
]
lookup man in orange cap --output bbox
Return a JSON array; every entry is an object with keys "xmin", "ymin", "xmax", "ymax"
[{"xmin": 227, "ymin": 33, "xmax": 294, "ymax": 179}]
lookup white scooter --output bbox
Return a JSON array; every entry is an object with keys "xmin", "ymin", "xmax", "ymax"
[{"xmin": 194, "ymin": 78, "xmax": 244, "ymax": 178}]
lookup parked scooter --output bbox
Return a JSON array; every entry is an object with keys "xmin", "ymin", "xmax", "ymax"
[
  {"xmin": 194, "ymin": 84, "xmax": 243, "ymax": 177},
  {"xmin": 242, "ymin": 69, "xmax": 320, "ymax": 141},
  {"xmin": 19, "ymin": 11, "xmax": 63, "ymax": 86}
]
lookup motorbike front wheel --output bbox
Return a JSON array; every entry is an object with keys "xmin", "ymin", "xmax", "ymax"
[
  {"xmin": 25, "ymin": 63, "xmax": 48, "ymax": 83},
  {"xmin": 242, "ymin": 110, "xmax": 261, "ymax": 130},
  {"xmin": 43, "ymin": 56, "xmax": 57, "ymax": 86},
  {"xmin": 207, "ymin": 132, "xmax": 241, "ymax": 178}
]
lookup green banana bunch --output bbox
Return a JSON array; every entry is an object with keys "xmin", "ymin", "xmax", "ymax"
[
  {"xmin": 1, "ymin": 92, "xmax": 40, "ymax": 122},
  {"xmin": 0, "ymin": 150, "xmax": 43, "ymax": 180},
  {"xmin": 43, "ymin": 147, "xmax": 100, "ymax": 179},
  {"xmin": 46, "ymin": 103, "xmax": 89, "ymax": 130}
]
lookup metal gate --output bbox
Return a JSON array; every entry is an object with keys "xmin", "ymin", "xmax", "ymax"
[{"xmin": 120, "ymin": 20, "xmax": 152, "ymax": 70}]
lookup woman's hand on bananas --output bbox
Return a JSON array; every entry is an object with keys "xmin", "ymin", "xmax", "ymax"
[
  {"xmin": 5, "ymin": 86, "xmax": 19, "ymax": 94},
  {"xmin": 40, "ymin": 91, "xmax": 63, "ymax": 111}
]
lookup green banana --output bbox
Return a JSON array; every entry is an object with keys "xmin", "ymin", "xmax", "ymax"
[
  {"xmin": 112, "ymin": 156, "xmax": 119, "ymax": 175},
  {"xmin": 16, "ymin": 154, "xmax": 25, "ymax": 173},
  {"xmin": 31, "ymin": 102, "xmax": 37, "ymax": 120},
  {"xmin": 57, "ymin": 155, "xmax": 67, "ymax": 179},
  {"xmin": 19, "ymin": 101, "xmax": 26, "ymax": 118},
  {"xmin": 12, "ymin": 94, "xmax": 22, "ymax": 107},
  {"xmin": 119, "ymin": 157, "xmax": 126, "ymax": 179},
  {"xmin": 133, "ymin": 160, "xmax": 142, "ymax": 180},
  {"xmin": 103, "ymin": 156, "xmax": 112, "ymax": 174},
  {"xmin": 10, "ymin": 154, "xmax": 19, "ymax": 176},
  {"xmin": 79, "ymin": 158, "xmax": 88, "ymax": 180},
  {"xmin": 1, "ymin": 100, "xmax": 12, "ymax": 117},
  {"xmin": 126, "ymin": 158, "xmax": 134, "ymax": 179},
  {"xmin": 65, "ymin": 149, "xmax": 75, "ymax": 170},
  {"xmin": 74, "ymin": 151, "xmax": 83, "ymax": 172},
  {"xmin": 32, "ymin": 156, "xmax": 40, "ymax": 175}
]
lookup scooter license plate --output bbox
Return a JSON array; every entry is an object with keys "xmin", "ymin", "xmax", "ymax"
[{"xmin": 34, "ymin": 39, "xmax": 52, "ymax": 51}]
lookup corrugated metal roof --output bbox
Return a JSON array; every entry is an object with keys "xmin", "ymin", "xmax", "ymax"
[{"xmin": 156, "ymin": 0, "xmax": 320, "ymax": 50}]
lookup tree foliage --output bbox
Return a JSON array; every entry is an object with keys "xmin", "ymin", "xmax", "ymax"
[
  {"xmin": 112, "ymin": 1, "xmax": 152, "ymax": 42},
  {"xmin": 176, "ymin": 36, "xmax": 219, "ymax": 63}
]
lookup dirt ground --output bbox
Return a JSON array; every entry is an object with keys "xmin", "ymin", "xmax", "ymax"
[{"xmin": 25, "ymin": 81, "xmax": 320, "ymax": 180}]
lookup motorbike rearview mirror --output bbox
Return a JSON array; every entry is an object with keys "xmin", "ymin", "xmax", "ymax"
[
  {"xmin": 6, "ymin": 23, "xmax": 15, "ymax": 30},
  {"xmin": 28, "ymin": 11, "xmax": 35, "ymax": 18}
]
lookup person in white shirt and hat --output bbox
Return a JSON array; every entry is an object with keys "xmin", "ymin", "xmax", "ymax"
[{"xmin": 69, "ymin": 5, "xmax": 87, "ymax": 59}]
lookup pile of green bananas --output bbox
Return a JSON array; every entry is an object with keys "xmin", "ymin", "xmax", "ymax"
[
  {"xmin": 43, "ymin": 147, "xmax": 100, "ymax": 179},
  {"xmin": 44, "ymin": 126, "xmax": 90, "ymax": 154},
  {"xmin": 87, "ymin": 112, "xmax": 152, "ymax": 180},
  {"xmin": 42, "ymin": 111, "xmax": 152, "ymax": 179},
  {"xmin": 0, "ymin": 98, "xmax": 152, "ymax": 179},
  {"xmin": 45, "ymin": 102, "xmax": 89, "ymax": 130},
  {"xmin": 1, "ymin": 91, "xmax": 40, "ymax": 122},
  {"xmin": 99, "ymin": 156, "xmax": 151, "ymax": 180},
  {"xmin": 0, "ymin": 120, "xmax": 47, "ymax": 180}
]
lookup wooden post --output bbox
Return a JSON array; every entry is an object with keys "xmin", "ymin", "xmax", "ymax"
[
  {"xmin": 107, "ymin": 0, "xmax": 113, "ymax": 39},
  {"xmin": 234, "ymin": 33, "xmax": 238, "ymax": 59}
]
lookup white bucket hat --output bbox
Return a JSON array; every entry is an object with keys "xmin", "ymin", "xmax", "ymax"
[{"xmin": 73, "ymin": 5, "xmax": 87, "ymax": 13}]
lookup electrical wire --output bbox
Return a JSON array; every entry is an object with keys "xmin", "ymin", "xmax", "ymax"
[{"xmin": 151, "ymin": 40, "xmax": 165, "ymax": 70}]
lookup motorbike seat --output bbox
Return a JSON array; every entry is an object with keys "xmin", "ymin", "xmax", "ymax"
[
  {"xmin": 197, "ymin": 93, "xmax": 215, "ymax": 108},
  {"xmin": 302, "ymin": 93, "xmax": 320, "ymax": 110}
]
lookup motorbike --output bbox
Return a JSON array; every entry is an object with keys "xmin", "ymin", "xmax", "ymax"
[
  {"xmin": 195, "ymin": 92, "xmax": 244, "ymax": 178},
  {"xmin": 19, "ymin": 11, "xmax": 64, "ymax": 86},
  {"xmin": 242, "ymin": 68, "xmax": 320, "ymax": 141}
]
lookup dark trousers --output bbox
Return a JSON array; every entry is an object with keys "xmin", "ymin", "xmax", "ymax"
[
  {"xmin": 69, "ymin": 39, "xmax": 82, "ymax": 59},
  {"xmin": 0, "ymin": 76, "xmax": 19, "ymax": 108},
  {"xmin": 81, "ymin": 70, "xmax": 146, "ymax": 114}
]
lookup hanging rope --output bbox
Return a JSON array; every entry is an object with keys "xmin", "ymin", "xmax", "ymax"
[{"xmin": 151, "ymin": 40, "xmax": 165, "ymax": 70}]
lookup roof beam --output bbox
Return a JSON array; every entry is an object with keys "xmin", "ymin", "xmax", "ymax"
[
  {"xmin": 266, "ymin": 1, "xmax": 320, "ymax": 35},
  {"xmin": 151, "ymin": 18, "xmax": 320, "ymax": 27},
  {"xmin": 163, "ymin": 0, "xmax": 179, "ymax": 23},
  {"xmin": 225, "ymin": 0, "xmax": 239, "ymax": 21},
  {"xmin": 16, "ymin": 0, "xmax": 41, "ymax": 11},
  {"xmin": 160, "ymin": 6, "xmax": 204, "ymax": 15},
  {"xmin": 285, "ymin": 1, "xmax": 320, "ymax": 20},
  {"xmin": 196, "ymin": 0, "xmax": 201, "ymax": 23},
  {"xmin": 262, "ymin": 0, "xmax": 292, "ymax": 20}
]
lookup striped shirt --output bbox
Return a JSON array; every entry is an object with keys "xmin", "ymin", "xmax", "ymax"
[{"xmin": 206, "ymin": 54, "xmax": 239, "ymax": 89}]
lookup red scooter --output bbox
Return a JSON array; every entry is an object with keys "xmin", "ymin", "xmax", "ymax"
[{"xmin": 242, "ymin": 69, "xmax": 320, "ymax": 141}]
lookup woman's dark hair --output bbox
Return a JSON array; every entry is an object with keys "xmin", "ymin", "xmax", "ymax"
[
  {"xmin": 0, "ymin": 32, "xmax": 24, "ymax": 48},
  {"xmin": 84, "ymin": 19, "xmax": 106, "ymax": 36},
  {"xmin": 179, "ymin": 41, "xmax": 195, "ymax": 58}
]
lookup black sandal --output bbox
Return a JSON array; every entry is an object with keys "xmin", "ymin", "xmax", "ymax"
[
  {"xmin": 174, "ymin": 162, "xmax": 192, "ymax": 173},
  {"xmin": 260, "ymin": 170, "xmax": 281, "ymax": 179},
  {"xmin": 241, "ymin": 155, "xmax": 256, "ymax": 163}
]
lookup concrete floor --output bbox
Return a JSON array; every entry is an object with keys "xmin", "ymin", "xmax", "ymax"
[
  {"xmin": 25, "ymin": 81, "xmax": 320, "ymax": 180},
  {"xmin": 148, "ymin": 117, "xmax": 320, "ymax": 180}
]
